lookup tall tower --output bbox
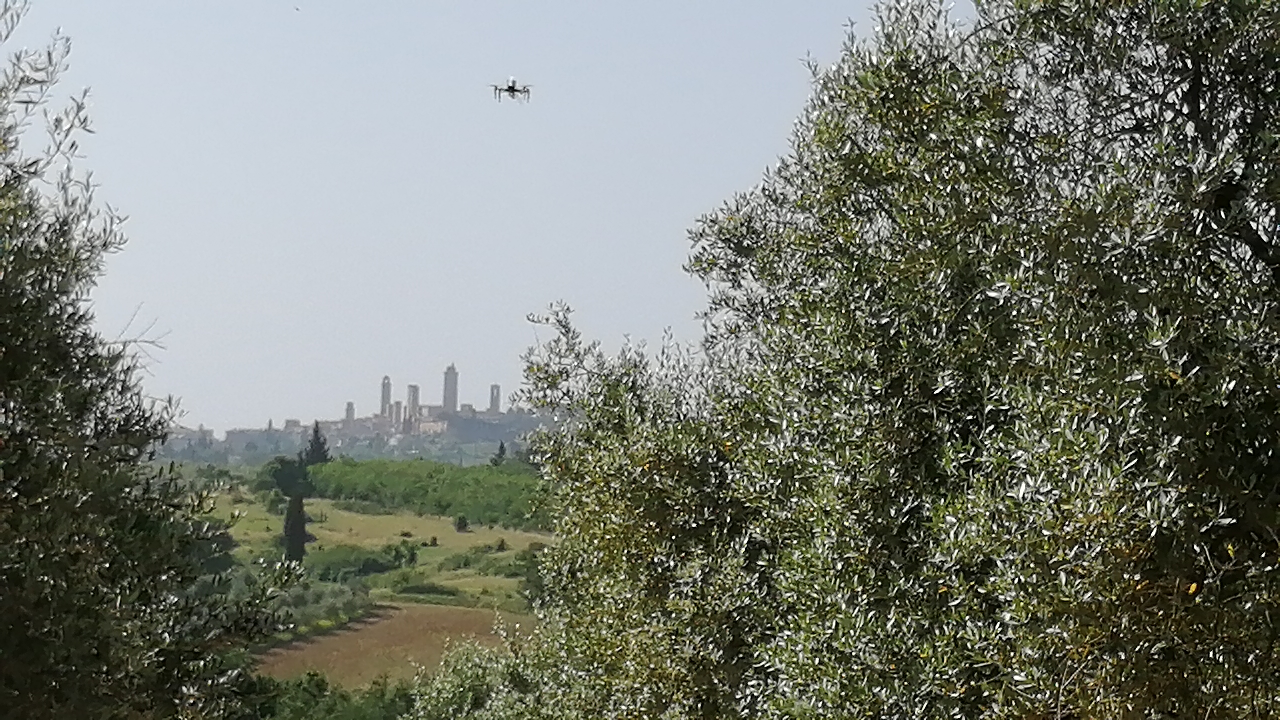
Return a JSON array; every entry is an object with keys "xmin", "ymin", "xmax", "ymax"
[
  {"xmin": 393, "ymin": 400, "xmax": 403, "ymax": 427},
  {"xmin": 489, "ymin": 384, "xmax": 501, "ymax": 414},
  {"xmin": 380, "ymin": 375, "xmax": 392, "ymax": 417},
  {"xmin": 344, "ymin": 401, "xmax": 355, "ymax": 423},
  {"xmin": 406, "ymin": 384, "xmax": 421, "ymax": 420},
  {"xmin": 443, "ymin": 364, "xmax": 459, "ymax": 414}
]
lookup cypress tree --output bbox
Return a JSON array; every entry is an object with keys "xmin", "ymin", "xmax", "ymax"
[
  {"xmin": 268, "ymin": 455, "xmax": 312, "ymax": 562},
  {"xmin": 282, "ymin": 494, "xmax": 307, "ymax": 563},
  {"xmin": 303, "ymin": 421, "xmax": 330, "ymax": 467}
]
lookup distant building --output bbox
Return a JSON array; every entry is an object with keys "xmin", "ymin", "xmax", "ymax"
[
  {"xmin": 315, "ymin": 419, "xmax": 342, "ymax": 440},
  {"xmin": 489, "ymin": 384, "xmax": 501, "ymax": 414},
  {"xmin": 406, "ymin": 384, "xmax": 421, "ymax": 421},
  {"xmin": 380, "ymin": 375, "xmax": 392, "ymax": 417},
  {"xmin": 415, "ymin": 418, "xmax": 447, "ymax": 435},
  {"xmin": 224, "ymin": 423, "xmax": 302, "ymax": 456},
  {"xmin": 443, "ymin": 364, "xmax": 458, "ymax": 414},
  {"xmin": 167, "ymin": 424, "xmax": 215, "ymax": 446},
  {"xmin": 393, "ymin": 400, "xmax": 403, "ymax": 428},
  {"xmin": 345, "ymin": 401, "xmax": 356, "ymax": 424}
]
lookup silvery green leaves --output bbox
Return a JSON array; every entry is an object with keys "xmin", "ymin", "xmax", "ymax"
[
  {"xmin": 0, "ymin": 5, "xmax": 295, "ymax": 717},
  {"xmin": 685, "ymin": 0, "xmax": 1280, "ymax": 716},
  {"xmin": 515, "ymin": 305, "xmax": 767, "ymax": 718},
  {"xmin": 424, "ymin": 1, "xmax": 1280, "ymax": 718}
]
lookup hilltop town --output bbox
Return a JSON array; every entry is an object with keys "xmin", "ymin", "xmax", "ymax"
[{"xmin": 163, "ymin": 364, "xmax": 542, "ymax": 465}]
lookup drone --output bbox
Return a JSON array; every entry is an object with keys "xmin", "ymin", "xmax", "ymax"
[{"xmin": 492, "ymin": 76, "xmax": 531, "ymax": 102}]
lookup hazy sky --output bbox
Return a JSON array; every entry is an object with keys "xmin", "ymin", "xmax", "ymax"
[{"xmin": 13, "ymin": 1, "xmax": 878, "ymax": 433}]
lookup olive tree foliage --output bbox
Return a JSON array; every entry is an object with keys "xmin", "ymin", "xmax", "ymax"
[
  {"xmin": 401, "ymin": 313, "xmax": 747, "ymax": 720},
  {"xmin": 401, "ymin": 640, "xmax": 548, "ymax": 720},
  {"xmin": 520, "ymin": 311, "xmax": 761, "ymax": 720},
  {"xmin": 407, "ymin": 0, "xmax": 1280, "ymax": 718},
  {"xmin": 0, "ymin": 5, "xmax": 296, "ymax": 718},
  {"xmin": 685, "ymin": 0, "xmax": 1280, "ymax": 716}
]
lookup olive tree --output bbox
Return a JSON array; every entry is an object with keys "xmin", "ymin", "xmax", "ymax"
[
  {"xmin": 410, "ymin": 0, "xmax": 1280, "ymax": 718},
  {"xmin": 687, "ymin": 0, "xmax": 1280, "ymax": 715},
  {"xmin": 0, "ymin": 5, "xmax": 294, "ymax": 717}
]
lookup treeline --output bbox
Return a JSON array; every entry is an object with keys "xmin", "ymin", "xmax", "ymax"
[{"xmin": 303, "ymin": 457, "xmax": 548, "ymax": 531}]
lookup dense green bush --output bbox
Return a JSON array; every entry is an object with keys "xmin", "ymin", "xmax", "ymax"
[
  {"xmin": 513, "ymin": 543, "xmax": 548, "ymax": 606},
  {"xmin": 305, "ymin": 541, "xmax": 419, "ymax": 583},
  {"xmin": 332, "ymin": 498, "xmax": 394, "ymax": 515},
  {"xmin": 255, "ymin": 672, "xmax": 412, "ymax": 720},
  {"xmin": 277, "ymin": 579, "xmax": 371, "ymax": 631},
  {"xmin": 306, "ymin": 458, "xmax": 547, "ymax": 530},
  {"xmin": 263, "ymin": 488, "xmax": 288, "ymax": 515},
  {"xmin": 436, "ymin": 541, "xmax": 520, "ymax": 575},
  {"xmin": 401, "ymin": 642, "xmax": 546, "ymax": 720},
  {"xmin": 394, "ymin": 579, "xmax": 462, "ymax": 599}
]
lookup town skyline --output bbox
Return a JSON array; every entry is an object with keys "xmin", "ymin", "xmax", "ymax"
[
  {"xmin": 183, "ymin": 364, "xmax": 511, "ymax": 438},
  {"xmin": 164, "ymin": 361, "xmax": 539, "ymax": 466}
]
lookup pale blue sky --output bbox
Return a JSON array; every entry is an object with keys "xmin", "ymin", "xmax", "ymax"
[{"xmin": 14, "ymin": 1, "xmax": 878, "ymax": 433}]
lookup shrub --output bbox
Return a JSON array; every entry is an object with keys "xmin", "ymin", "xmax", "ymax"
[
  {"xmin": 264, "ymin": 489, "xmax": 288, "ymax": 516},
  {"xmin": 437, "ymin": 550, "xmax": 480, "ymax": 573},
  {"xmin": 274, "ymin": 579, "xmax": 372, "ymax": 635},
  {"xmin": 332, "ymin": 498, "xmax": 394, "ymax": 516},
  {"xmin": 306, "ymin": 545, "xmax": 395, "ymax": 582},
  {"xmin": 395, "ymin": 581, "xmax": 460, "ymax": 598},
  {"xmin": 401, "ymin": 643, "xmax": 543, "ymax": 719},
  {"xmin": 259, "ymin": 671, "xmax": 414, "ymax": 720},
  {"xmin": 437, "ymin": 541, "xmax": 519, "ymax": 575}
]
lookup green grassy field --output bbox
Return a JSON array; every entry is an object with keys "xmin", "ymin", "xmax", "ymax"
[
  {"xmin": 203, "ymin": 465, "xmax": 550, "ymax": 685},
  {"xmin": 211, "ymin": 492, "xmax": 550, "ymax": 612}
]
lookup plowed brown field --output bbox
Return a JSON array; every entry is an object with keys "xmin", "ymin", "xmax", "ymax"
[{"xmin": 254, "ymin": 603, "xmax": 531, "ymax": 687}]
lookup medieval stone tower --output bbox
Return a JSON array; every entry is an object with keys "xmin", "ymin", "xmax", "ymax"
[{"xmin": 443, "ymin": 364, "xmax": 459, "ymax": 414}]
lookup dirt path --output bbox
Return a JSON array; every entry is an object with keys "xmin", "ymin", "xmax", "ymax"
[{"xmin": 254, "ymin": 603, "xmax": 531, "ymax": 687}]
